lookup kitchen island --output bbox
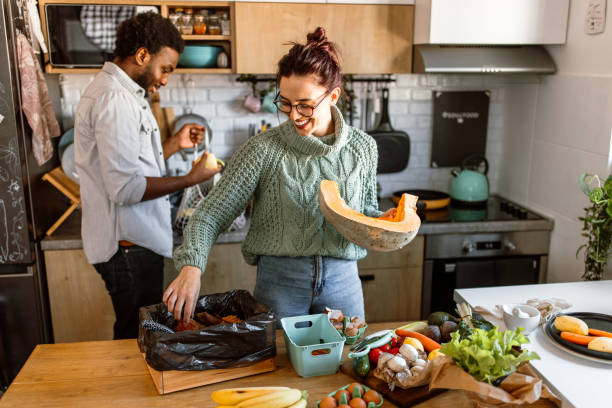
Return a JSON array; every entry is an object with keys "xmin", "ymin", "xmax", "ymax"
[
  {"xmin": 0, "ymin": 322, "xmax": 556, "ymax": 408},
  {"xmin": 455, "ymin": 280, "xmax": 612, "ymax": 408}
]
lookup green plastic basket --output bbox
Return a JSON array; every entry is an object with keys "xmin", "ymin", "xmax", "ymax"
[
  {"xmin": 315, "ymin": 383, "xmax": 384, "ymax": 408},
  {"xmin": 281, "ymin": 314, "xmax": 345, "ymax": 378}
]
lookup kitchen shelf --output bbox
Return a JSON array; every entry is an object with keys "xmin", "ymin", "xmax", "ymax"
[
  {"xmin": 181, "ymin": 35, "xmax": 231, "ymax": 41},
  {"xmin": 45, "ymin": 66, "xmax": 100, "ymax": 74},
  {"xmin": 174, "ymin": 68, "xmax": 232, "ymax": 74}
]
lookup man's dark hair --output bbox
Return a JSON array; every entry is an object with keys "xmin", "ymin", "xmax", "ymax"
[{"xmin": 114, "ymin": 12, "xmax": 184, "ymax": 60}]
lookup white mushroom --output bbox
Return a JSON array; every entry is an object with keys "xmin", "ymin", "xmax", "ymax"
[
  {"xmin": 387, "ymin": 355, "xmax": 408, "ymax": 372},
  {"xmin": 399, "ymin": 344, "xmax": 419, "ymax": 362},
  {"xmin": 411, "ymin": 358, "xmax": 427, "ymax": 367},
  {"xmin": 411, "ymin": 365, "xmax": 424, "ymax": 376},
  {"xmin": 377, "ymin": 352, "xmax": 395, "ymax": 368}
]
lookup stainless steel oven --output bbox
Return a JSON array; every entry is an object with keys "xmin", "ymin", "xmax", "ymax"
[{"xmin": 421, "ymin": 230, "xmax": 550, "ymax": 318}]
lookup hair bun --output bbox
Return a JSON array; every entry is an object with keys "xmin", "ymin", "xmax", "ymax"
[{"xmin": 306, "ymin": 27, "xmax": 328, "ymax": 48}]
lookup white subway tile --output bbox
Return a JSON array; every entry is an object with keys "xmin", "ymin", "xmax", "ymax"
[
  {"xmin": 388, "ymin": 88, "xmax": 411, "ymax": 101},
  {"xmin": 216, "ymin": 101, "xmax": 245, "ymax": 117},
  {"xmin": 209, "ymin": 88, "xmax": 247, "ymax": 102},
  {"xmin": 396, "ymin": 75, "xmax": 419, "ymax": 87},
  {"xmin": 409, "ymin": 103, "xmax": 432, "ymax": 115},
  {"xmin": 209, "ymin": 118, "xmax": 234, "ymax": 131},
  {"xmin": 389, "ymin": 101, "xmax": 409, "ymax": 115},
  {"xmin": 416, "ymin": 116, "xmax": 432, "ymax": 129},
  {"xmin": 192, "ymin": 104, "xmax": 216, "ymax": 118},
  {"xmin": 392, "ymin": 116, "xmax": 417, "ymax": 128},
  {"xmin": 414, "ymin": 142, "xmax": 431, "ymax": 156},
  {"xmin": 412, "ymin": 90, "xmax": 432, "ymax": 101}
]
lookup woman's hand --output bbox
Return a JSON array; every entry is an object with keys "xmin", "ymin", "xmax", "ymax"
[{"xmin": 163, "ymin": 265, "xmax": 202, "ymax": 322}]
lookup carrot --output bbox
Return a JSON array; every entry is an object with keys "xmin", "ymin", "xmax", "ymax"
[
  {"xmin": 588, "ymin": 328, "xmax": 612, "ymax": 338},
  {"xmin": 395, "ymin": 329, "xmax": 441, "ymax": 352},
  {"xmin": 560, "ymin": 331, "xmax": 598, "ymax": 346}
]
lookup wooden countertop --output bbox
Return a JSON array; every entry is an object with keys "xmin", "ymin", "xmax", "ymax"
[{"xmin": 0, "ymin": 322, "xmax": 547, "ymax": 408}]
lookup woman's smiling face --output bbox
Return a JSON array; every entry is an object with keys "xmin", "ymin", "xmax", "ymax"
[{"xmin": 278, "ymin": 74, "xmax": 340, "ymax": 137}]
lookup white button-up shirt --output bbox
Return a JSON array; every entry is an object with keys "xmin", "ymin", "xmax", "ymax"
[{"xmin": 74, "ymin": 62, "xmax": 172, "ymax": 264}]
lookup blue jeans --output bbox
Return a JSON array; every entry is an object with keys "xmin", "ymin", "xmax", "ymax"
[{"xmin": 254, "ymin": 255, "xmax": 365, "ymax": 327}]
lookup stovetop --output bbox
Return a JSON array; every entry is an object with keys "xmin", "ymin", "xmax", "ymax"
[{"xmin": 378, "ymin": 195, "xmax": 547, "ymax": 224}]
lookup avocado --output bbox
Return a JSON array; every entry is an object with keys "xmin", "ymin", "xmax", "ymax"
[
  {"xmin": 422, "ymin": 325, "xmax": 442, "ymax": 343},
  {"xmin": 427, "ymin": 311, "xmax": 458, "ymax": 326},
  {"xmin": 440, "ymin": 320, "xmax": 458, "ymax": 342}
]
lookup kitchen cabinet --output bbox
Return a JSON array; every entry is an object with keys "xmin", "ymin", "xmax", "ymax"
[
  {"xmin": 235, "ymin": 2, "xmax": 413, "ymax": 73},
  {"xmin": 358, "ymin": 236, "xmax": 424, "ymax": 322},
  {"xmin": 38, "ymin": 0, "xmax": 236, "ymax": 74},
  {"xmin": 44, "ymin": 238, "xmax": 423, "ymax": 342},
  {"xmin": 44, "ymin": 249, "xmax": 115, "ymax": 342},
  {"xmin": 44, "ymin": 243, "xmax": 254, "ymax": 343}
]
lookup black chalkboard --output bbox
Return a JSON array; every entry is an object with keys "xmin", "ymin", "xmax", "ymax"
[{"xmin": 431, "ymin": 91, "xmax": 490, "ymax": 168}]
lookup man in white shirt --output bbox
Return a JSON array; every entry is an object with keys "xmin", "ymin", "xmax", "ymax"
[{"xmin": 74, "ymin": 12, "xmax": 220, "ymax": 339}]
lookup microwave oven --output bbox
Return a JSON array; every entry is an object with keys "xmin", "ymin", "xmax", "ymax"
[{"xmin": 45, "ymin": 4, "xmax": 159, "ymax": 68}]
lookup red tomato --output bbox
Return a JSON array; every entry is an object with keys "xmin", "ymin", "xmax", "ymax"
[
  {"xmin": 368, "ymin": 348, "xmax": 383, "ymax": 365},
  {"xmin": 380, "ymin": 344, "xmax": 391, "ymax": 353},
  {"xmin": 389, "ymin": 347, "xmax": 400, "ymax": 355}
]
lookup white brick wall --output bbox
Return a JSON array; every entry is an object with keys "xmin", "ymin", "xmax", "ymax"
[{"xmin": 58, "ymin": 73, "xmax": 511, "ymax": 197}]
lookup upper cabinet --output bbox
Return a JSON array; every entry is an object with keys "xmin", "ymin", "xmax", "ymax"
[
  {"xmin": 415, "ymin": 0, "xmax": 569, "ymax": 45},
  {"xmin": 235, "ymin": 2, "xmax": 414, "ymax": 74}
]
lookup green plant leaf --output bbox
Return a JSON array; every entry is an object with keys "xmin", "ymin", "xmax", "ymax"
[
  {"xmin": 580, "ymin": 174, "xmax": 592, "ymax": 196},
  {"xmin": 590, "ymin": 188, "xmax": 604, "ymax": 202}
]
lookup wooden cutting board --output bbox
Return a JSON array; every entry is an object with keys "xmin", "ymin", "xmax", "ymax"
[{"xmin": 339, "ymin": 361, "xmax": 442, "ymax": 407}]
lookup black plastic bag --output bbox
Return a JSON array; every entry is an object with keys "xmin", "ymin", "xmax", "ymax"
[{"xmin": 138, "ymin": 289, "xmax": 276, "ymax": 371}]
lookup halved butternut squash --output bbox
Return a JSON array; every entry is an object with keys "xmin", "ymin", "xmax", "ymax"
[{"xmin": 318, "ymin": 180, "xmax": 421, "ymax": 252}]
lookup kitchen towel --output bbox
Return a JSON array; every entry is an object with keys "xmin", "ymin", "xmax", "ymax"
[{"xmin": 16, "ymin": 34, "xmax": 60, "ymax": 165}]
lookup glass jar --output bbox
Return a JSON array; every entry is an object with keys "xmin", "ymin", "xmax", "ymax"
[
  {"xmin": 171, "ymin": 8, "xmax": 183, "ymax": 32},
  {"xmin": 181, "ymin": 8, "xmax": 194, "ymax": 35},
  {"xmin": 219, "ymin": 12, "xmax": 230, "ymax": 36},
  {"xmin": 193, "ymin": 12, "xmax": 207, "ymax": 35},
  {"xmin": 207, "ymin": 15, "xmax": 221, "ymax": 35}
]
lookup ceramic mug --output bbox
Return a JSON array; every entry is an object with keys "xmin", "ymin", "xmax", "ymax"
[
  {"xmin": 243, "ymin": 93, "xmax": 261, "ymax": 113},
  {"xmin": 261, "ymin": 92, "xmax": 277, "ymax": 114}
]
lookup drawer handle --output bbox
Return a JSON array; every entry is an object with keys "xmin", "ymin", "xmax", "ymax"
[{"xmin": 359, "ymin": 274, "xmax": 375, "ymax": 282}]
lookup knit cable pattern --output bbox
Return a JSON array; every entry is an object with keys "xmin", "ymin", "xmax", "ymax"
[{"xmin": 173, "ymin": 106, "xmax": 383, "ymax": 273}]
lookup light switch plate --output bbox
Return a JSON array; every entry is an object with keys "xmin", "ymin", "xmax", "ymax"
[{"xmin": 585, "ymin": 0, "xmax": 607, "ymax": 34}]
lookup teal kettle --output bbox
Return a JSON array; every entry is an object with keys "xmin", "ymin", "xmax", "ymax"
[{"xmin": 450, "ymin": 156, "xmax": 489, "ymax": 207}]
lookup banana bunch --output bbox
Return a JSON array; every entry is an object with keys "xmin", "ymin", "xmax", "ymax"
[{"xmin": 211, "ymin": 387, "xmax": 308, "ymax": 408}]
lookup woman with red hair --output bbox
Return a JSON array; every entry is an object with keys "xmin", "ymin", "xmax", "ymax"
[{"xmin": 164, "ymin": 27, "xmax": 392, "ymax": 324}]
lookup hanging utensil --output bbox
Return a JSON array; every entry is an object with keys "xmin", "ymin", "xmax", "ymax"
[{"xmin": 368, "ymin": 88, "xmax": 411, "ymax": 174}]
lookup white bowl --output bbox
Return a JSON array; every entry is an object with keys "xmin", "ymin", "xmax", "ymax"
[{"xmin": 502, "ymin": 303, "xmax": 541, "ymax": 334}]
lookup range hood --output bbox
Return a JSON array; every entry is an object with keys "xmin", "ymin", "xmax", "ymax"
[
  {"xmin": 413, "ymin": 45, "xmax": 556, "ymax": 74},
  {"xmin": 413, "ymin": 0, "xmax": 570, "ymax": 74}
]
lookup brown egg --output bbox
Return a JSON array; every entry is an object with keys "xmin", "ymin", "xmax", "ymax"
[
  {"xmin": 346, "ymin": 382, "xmax": 364, "ymax": 397},
  {"xmin": 334, "ymin": 389, "xmax": 351, "ymax": 404},
  {"xmin": 363, "ymin": 390, "xmax": 381, "ymax": 405},
  {"xmin": 320, "ymin": 396, "xmax": 337, "ymax": 408},
  {"xmin": 349, "ymin": 398, "xmax": 367, "ymax": 408}
]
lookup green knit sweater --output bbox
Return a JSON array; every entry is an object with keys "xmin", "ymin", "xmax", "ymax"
[{"xmin": 173, "ymin": 106, "xmax": 382, "ymax": 272}]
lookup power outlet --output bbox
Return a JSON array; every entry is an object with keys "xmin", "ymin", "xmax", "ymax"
[{"xmin": 585, "ymin": 0, "xmax": 607, "ymax": 35}]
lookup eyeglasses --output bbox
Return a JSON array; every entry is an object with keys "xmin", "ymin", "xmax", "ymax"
[{"xmin": 273, "ymin": 90, "xmax": 331, "ymax": 118}]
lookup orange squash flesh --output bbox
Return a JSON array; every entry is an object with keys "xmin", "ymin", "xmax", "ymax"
[{"xmin": 318, "ymin": 180, "xmax": 421, "ymax": 252}]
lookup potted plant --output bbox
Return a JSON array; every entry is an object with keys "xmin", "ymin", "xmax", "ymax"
[{"xmin": 577, "ymin": 174, "xmax": 612, "ymax": 280}]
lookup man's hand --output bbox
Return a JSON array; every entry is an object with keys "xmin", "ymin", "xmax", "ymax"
[
  {"xmin": 163, "ymin": 265, "xmax": 202, "ymax": 322},
  {"xmin": 186, "ymin": 152, "xmax": 222, "ymax": 184},
  {"xmin": 175, "ymin": 123, "xmax": 205, "ymax": 149},
  {"xmin": 162, "ymin": 123, "xmax": 206, "ymax": 159}
]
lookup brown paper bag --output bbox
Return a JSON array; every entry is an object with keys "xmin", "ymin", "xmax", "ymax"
[{"xmin": 428, "ymin": 356, "xmax": 561, "ymax": 408}]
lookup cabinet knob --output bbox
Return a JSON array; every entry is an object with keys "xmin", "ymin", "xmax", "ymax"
[
  {"xmin": 462, "ymin": 240, "xmax": 475, "ymax": 254},
  {"xmin": 504, "ymin": 240, "xmax": 517, "ymax": 252}
]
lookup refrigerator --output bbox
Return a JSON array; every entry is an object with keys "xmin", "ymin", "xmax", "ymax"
[{"xmin": 0, "ymin": 0, "xmax": 67, "ymax": 389}]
